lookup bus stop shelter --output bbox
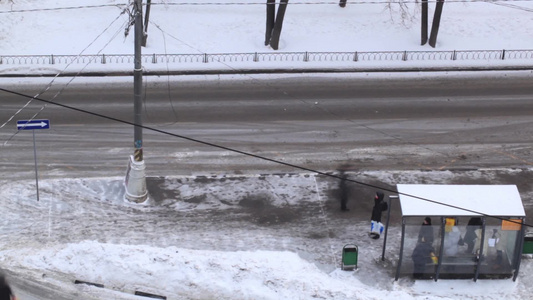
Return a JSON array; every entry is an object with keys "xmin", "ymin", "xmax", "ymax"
[{"xmin": 393, "ymin": 184, "xmax": 526, "ymax": 281}]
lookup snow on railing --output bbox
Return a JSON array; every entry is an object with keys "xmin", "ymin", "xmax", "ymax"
[{"xmin": 1, "ymin": 49, "xmax": 532, "ymax": 65}]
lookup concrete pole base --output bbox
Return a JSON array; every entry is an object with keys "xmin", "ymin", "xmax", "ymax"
[{"xmin": 124, "ymin": 155, "xmax": 148, "ymax": 203}]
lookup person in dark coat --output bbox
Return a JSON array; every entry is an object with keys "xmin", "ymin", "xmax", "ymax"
[
  {"xmin": 370, "ymin": 191, "xmax": 388, "ymax": 239},
  {"xmin": 411, "ymin": 240, "xmax": 435, "ymax": 279},
  {"xmin": 418, "ymin": 217, "xmax": 434, "ymax": 244},
  {"xmin": 339, "ymin": 169, "xmax": 349, "ymax": 211},
  {"xmin": 464, "ymin": 217, "xmax": 482, "ymax": 254},
  {"xmin": 0, "ymin": 274, "xmax": 15, "ymax": 300}
]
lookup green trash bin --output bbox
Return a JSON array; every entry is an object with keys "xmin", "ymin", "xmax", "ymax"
[
  {"xmin": 523, "ymin": 234, "xmax": 533, "ymax": 254},
  {"xmin": 341, "ymin": 244, "xmax": 358, "ymax": 270}
]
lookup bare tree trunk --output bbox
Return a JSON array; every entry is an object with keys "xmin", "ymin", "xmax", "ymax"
[
  {"xmin": 142, "ymin": 0, "xmax": 152, "ymax": 46},
  {"xmin": 265, "ymin": 0, "xmax": 276, "ymax": 45},
  {"xmin": 339, "ymin": 0, "xmax": 347, "ymax": 8},
  {"xmin": 429, "ymin": 0, "xmax": 444, "ymax": 47},
  {"xmin": 269, "ymin": 0, "xmax": 289, "ymax": 50},
  {"xmin": 421, "ymin": 0, "xmax": 428, "ymax": 45}
]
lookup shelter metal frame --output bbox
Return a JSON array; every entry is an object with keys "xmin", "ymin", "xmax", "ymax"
[{"xmin": 381, "ymin": 184, "xmax": 526, "ymax": 282}]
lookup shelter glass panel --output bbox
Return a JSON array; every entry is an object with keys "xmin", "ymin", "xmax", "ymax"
[
  {"xmin": 438, "ymin": 217, "xmax": 476, "ymax": 279},
  {"xmin": 477, "ymin": 217, "xmax": 520, "ymax": 279},
  {"xmin": 399, "ymin": 217, "xmax": 438, "ymax": 279}
]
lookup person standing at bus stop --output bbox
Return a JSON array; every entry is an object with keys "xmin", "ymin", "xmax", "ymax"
[
  {"xmin": 370, "ymin": 191, "xmax": 388, "ymax": 239},
  {"xmin": 418, "ymin": 217, "xmax": 434, "ymax": 244},
  {"xmin": 339, "ymin": 168, "xmax": 349, "ymax": 211}
]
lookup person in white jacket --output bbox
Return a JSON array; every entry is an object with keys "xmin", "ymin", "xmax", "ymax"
[
  {"xmin": 443, "ymin": 226, "xmax": 462, "ymax": 256},
  {"xmin": 473, "ymin": 228, "xmax": 488, "ymax": 260}
]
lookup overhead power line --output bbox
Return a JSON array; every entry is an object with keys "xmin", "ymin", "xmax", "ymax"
[
  {"xmin": 489, "ymin": 1, "xmax": 533, "ymax": 11},
  {"xmin": 150, "ymin": 0, "xmax": 533, "ymax": 4},
  {"xmin": 1, "ymin": 0, "xmax": 533, "ymax": 13},
  {"xmin": 0, "ymin": 87, "xmax": 530, "ymax": 229},
  {"xmin": 0, "ymin": 9, "xmax": 128, "ymax": 144},
  {"xmin": 0, "ymin": 4, "xmax": 126, "ymax": 14}
]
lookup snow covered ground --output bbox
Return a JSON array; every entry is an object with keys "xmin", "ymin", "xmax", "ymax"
[
  {"xmin": 2, "ymin": 0, "xmax": 533, "ymax": 55},
  {"xmin": 1, "ymin": 0, "xmax": 533, "ymax": 299},
  {"xmin": 1, "ymin": 170, "xmax": 533, "ymax": 299},
  {"xmin": 1, "ymin": 0, "xmax": 533, "ymax": 75}
]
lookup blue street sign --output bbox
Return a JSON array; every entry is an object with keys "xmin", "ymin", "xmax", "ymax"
[{"xmin": 17, "ymin": 119, "xmax": 50, "ymax": 130}]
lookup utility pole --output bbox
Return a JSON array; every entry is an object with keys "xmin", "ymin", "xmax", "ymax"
[{"xmin": 125, "ymin": 0, "xmax": 148, "ymax": 203}]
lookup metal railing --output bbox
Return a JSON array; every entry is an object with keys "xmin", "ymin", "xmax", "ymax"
[{"xmin": 1, "ymin": 49, "xmax": 532, "ymax": 66}]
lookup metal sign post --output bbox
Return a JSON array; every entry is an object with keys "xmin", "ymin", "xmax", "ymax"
[
  {"xmin": 32, "ymin": 130, "xmax": 40, "ymax": 201},
  {"xmin": 17, "ymin": 119, "xmax": 50, "ymax": 201},
  {"xmin": 382, "ymin": 195, "xmax": 399, "ymax": 261}
]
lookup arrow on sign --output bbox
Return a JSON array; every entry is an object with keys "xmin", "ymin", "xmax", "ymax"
[
  {"xmin": 17, "ymin": 119, "xmax": 50, "ymax": 130},
  {"xmin": 19, "ymin": 121, "xmax": 47, "ymax": 128}
]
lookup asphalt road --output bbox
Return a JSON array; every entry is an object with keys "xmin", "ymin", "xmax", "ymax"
[{"xmin": 1, "ymin": 72, "xmax": 533, "ymax": 179}]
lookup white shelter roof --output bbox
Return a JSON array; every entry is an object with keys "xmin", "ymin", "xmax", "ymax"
[{"xmin": 396, "ymin": 184, "xmax": 525, "ymax": 217}]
